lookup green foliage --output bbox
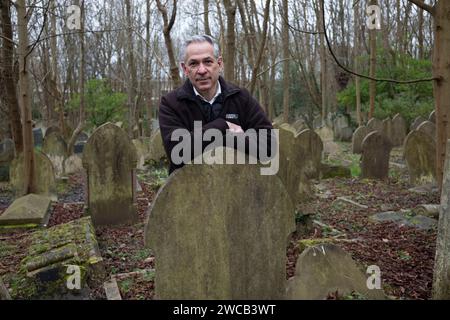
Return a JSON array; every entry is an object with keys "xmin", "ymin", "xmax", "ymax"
[
  {"xmin": 338, "ymin": 50, "xmax": 434, "ymax": 124},
  {"xmin": 67, "ymin": 79, "xmax": 127, "ymax": 129}
]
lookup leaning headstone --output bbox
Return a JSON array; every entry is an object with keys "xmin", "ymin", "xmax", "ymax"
[
  {"xmin": 403, "ymin": 130, "xmax": 436, "ymax": 185},
  {"xmin": 42, "ymin": 132, "xmax": 67, "ymax": 177},
  {"xmin": 410, "ymin": 116, "xmax": 427, "ymax": 131},
  {"xmin": 367, "ymin": 118, "xmax": 383, "ymax": 133},
  {"xmin": 82, "ymin": 122, "xmax": 138, "ymax": 226},
  {"xmin": 433, "ymin": 139, "xmax": 450, "ymax": 299},
  {"xmin": 10, "ymin": 151, "xmax": 56, "ymax": 198},
  {"xmin": 13, "ymin": 217, "xmax": 104, "ymax": 299},
  {"xmin": 391, "ymin": 114, "xmax": 407, "ymax": 147},
  {"xmin": 429, "ymin": 110, "xmax": 436, "ymax": 124},
  {"xmin": 0, "ymin": 194, "xmax": 51, "ymax": 228},
  {"xmin": 33, "ymin": 128, "xmax": 43, "ymax": 147},
  {"xmin": 287, "ymin": 244, "xmax": 385, "ymax": 299},
  {"xmin": 360, "ymin": 131, "xmax": 391, "ymax": 180},
  {"xmin": 144, "ymin": 151, "xmax": 295, "ymax": 299},
  {"xmin": 416, "ymin": 120, "xmax": 436, "ymax": 141},
  {"xmin": 297, "ymin": 129, "xmax": 323, "ymax": 179},
  {"xmin": 351, "ymin": 126, "xmax": 371, "ymax": 154}
]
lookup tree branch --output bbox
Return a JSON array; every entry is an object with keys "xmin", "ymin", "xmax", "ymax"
[
  {"xmin": 407, "ymin": 0, "xmax": 434, "ymax": 15},
  {"xmin": 320, "ymin": 0, "xmax": 438, "ymax": 84}
]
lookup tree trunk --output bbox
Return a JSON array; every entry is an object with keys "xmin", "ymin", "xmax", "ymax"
[
  {"xmin": 354, "ymin": 2, "xmax": 361, "ymax": 125},
  {"xmin": 17, "ymin": 0, "xmax": 37, "ymax": 194},
  {"xmin": 156, "ymin": 0, "xmax": 181, "ymax": 88},
  {"xmin": 282, "ymin": 0, "xmax": 290, "ymax": 123},
  {"xmin": 368, "ymin": 0, "xmax": 378, "ymax": 120},
  {"xmin": 223, "ymin": 0, "xmax": 236, "ymax": 83},
  {"xmin": 203, "ymin": 0, "xmax": 211, "ymax": 36},
  {"xmin": 0, "ymin": 0, "xmax": 23, "ymax": 153}
]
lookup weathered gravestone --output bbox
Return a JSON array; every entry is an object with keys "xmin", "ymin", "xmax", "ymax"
[
  {"xmin": 352, "ymin": 126, "xmax": 371, "ymax": 154},
  {"xmin": 133, "ymin": 138, "xmax": 151, "ymax": 170},
  {"xmin": 360, "ymin": 131, "xmax": 391, "ymax": 180},
  {"xmin": 0, "ymin": 139, "xmax": 15, "ymax": 182},
  {"xmin": 429, "ymin": 110, "xmax": 436, "ymax": 124},
  {"xmin": 278, "ymin": 127, "xmax": 312, "ymax": 204},
  {"xmin": 0, "ymin": 277, "xmax": 11, "ymax": 300},
  {"xmin": 286, "ymin": 244, "xmax": 385, "ymax": 299},
  {"xmin": 367, "ymin": 118, "xmax": 383, "ymax": 134},
  {"xmin": 391, "ymin": 114, "xmax": 407, "ymax": 147},
  {"xmin": 10, "ymin": 151, "xmax": 56, "ymax": 198},
  {"xmin": 433, "ymin": 139, "xmax": 450, "ymax": 299},
  {"xmin": 333, "ymin": 114, "xmax": 352, "ymax": 142},
  {"xmin": 42, "ymin": 132, "xmax": 67, "ymax": 177},
  {"xmin": 149, "ymin": 130, "xmax": 167, "ymax": 164},
  {"xmin": 297, "ymin": 129, "xmax": 323, "ymax": 179},
  {"xmin": 144, "ymin": 148, "xmax": 295, "ymax": 299},
  {"xmin": 382, "ymin": 118, "xmax": 393, "ymax": 143},
  {"xmin": 13, "ymin": 217, "xmax": 104, "ymax": 299},
  {"xmin": 403, "ymin": 130, "xmax": 436, "ymax": 185},
  {"xmin": 82, "ymin": 122, "xmax": 138, "ymax": 226},
  {"xmin": 416, "ymin": 120, "xmax": 436, "ymax": 141},
  {"xmin": 410, "ymin": 116, "xmax": 427, "ymax": 131},
  {"xmin": 45, "ymin": 126, "xmax": 61, "ymax": 138},
  {"xmin": 0, "ymin": 194, "xmax": 51, "ymax": 228},
  {"xmin": 33, "ymin": 128, "xmax": 43, "ymax": 147}
]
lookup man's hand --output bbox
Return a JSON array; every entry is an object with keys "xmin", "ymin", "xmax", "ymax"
[{"xmin": 226, "ymin": 121, "xmax": 244, "ymax": 133}]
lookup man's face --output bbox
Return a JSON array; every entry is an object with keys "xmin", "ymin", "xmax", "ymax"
[{"xmin": 182, "ymin": 41, "xmax": 223, "ymax": 98}]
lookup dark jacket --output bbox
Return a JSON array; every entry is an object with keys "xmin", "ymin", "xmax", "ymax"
[{"xmin": 159, "ymin": 76, "xmax": 274, "ymax": 174}]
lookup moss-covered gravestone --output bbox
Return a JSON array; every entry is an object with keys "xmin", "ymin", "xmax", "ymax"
[
  {"xmin": 42, "ymin": 132, "xmax": 68, "ymax": 177},
  {"xmin": 63, "ymin": 155, "xmax": 83, "ymax": 175},
  {"xmin": 287, "ymin": 244, "xmax": 385, "ymax": 299},
  {"xmin": 367, "ymin": 118, "xmax": 383, "ymax": 134},
  {"xmin": 360, "ymin": 131, "xmax": 392, "ymax": 180},
  {"xmin": 144, "ymin": 148, "xmax": 295, "ymax": 299},
  {"xmin": 44, "ymin": 126, "xmax": 61, "ymax": 138},
  {"xmin": 382, "ymin": 118, "xmax": 393, "ymax": 144},
  {"xmin": 352, "ymin": 126, "xmax": 371, "ymax": 154},
  {"xmin": 403, "ymin": 130, "xmax": 436, "ymax": 185},
  {"xmin": 0, "ymin": 194, "xmax": 51, "ymax": 229},
  {"xmin": 11, "ymin": 217, "xmax": 104, "ymax": 299},
  {"xmin": 0, "ymin": 139, "xmax": 15, "ymax": 182},
  {"xmin": 10, "ymin": 151, "xmax": 56, "ymax": 198},
  {"xmin": 82, "ymin": 123, "xmax": 138, "ymax": 226},
  {"xmin": 391, "ymin": 114, "xmax": 407, "ymax": 147}
]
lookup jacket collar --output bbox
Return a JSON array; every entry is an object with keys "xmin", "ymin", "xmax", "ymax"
[{"xmin": 176, "ymin": 76, "xmax": 240, "ymax": 101}]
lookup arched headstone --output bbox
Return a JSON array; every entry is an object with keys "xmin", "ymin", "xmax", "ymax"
[
  {"xmin": 410, "ymin": 116, "xmax": 427, "ymax": 131},
  {"xmin": 42, "ymin": 132, "xmax": 67, "ymax": 177},
  {"xmin": 351, "ymin": 126, "xmax": 371, "ymax": 154},
  {"xmin": 149, "ymin": 130, "xmax": 168, "ymax": 164},
  {"xmin": 297, "ymin": 129, "xmax": 323, "ymax": 179},
  {"xmin": 10, "ymin": 151, "xmax": 56, "ymax": 197},
  {"xmin": 144, "ymin": 149, "xmax": 295, "ymax": 299},
  {"xmin": 367, "ymin": 118, "xmax": 383, "ymax": 133},
  {"xmin": 82, "ymin": 123, "xmax": 138, "ymax": 226},
  {"xmin": 429, "ymin": 110, "xmax": 436, "ymax": 124},
  {"xmin": 416, "ymin": 120, "xmax": 436, "ymax": 141},
  {"xmin": 403, "ymin": 130, "xmax": 436, "ymax": 185},
  {"xmin": 360, "ymin": 131, "xmax": 392, "ymax": 180},
  {"xmin": 391, "ymin": 114, "xmax": 407, "ymax": 147}
]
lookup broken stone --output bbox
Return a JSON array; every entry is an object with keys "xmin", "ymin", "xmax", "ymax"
[
  {"xmin": 370, "ymin": 211, "xmax": 437, "ymax": 230},
  {"xmin": 413, "ymin": 204, "xmax": 440, "ymax": 219},
  {"xmin": 104, "ymin": 278, "xmax": 122, "ymax": 300},
  {"xmin": 333, "ymin": 196, "xmax": 368, "ymax": 209},
  {"xmin": 286, "ymin": 244, "xmax": 385, "ymax": 299},
  {"xmin": 0, "ymin": 194, "xmax": 51, "ymax": 228}
]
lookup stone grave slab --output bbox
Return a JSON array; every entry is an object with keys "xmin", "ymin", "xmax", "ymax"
[{"xmin": 0, "ymin": 194, "xmax": 51, "ymax": 228}]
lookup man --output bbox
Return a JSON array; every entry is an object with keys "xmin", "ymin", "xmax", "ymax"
[{"xmin": 159, "ymin": 35, "xmax": 274, "ymax": 174}]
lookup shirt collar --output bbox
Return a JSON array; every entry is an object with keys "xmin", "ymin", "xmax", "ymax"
[{"xmin": 193, "ymin": 81, "xmax": 221, "ymax": 105}]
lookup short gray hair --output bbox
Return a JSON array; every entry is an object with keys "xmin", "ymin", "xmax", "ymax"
[{"xmin": 180, "ymin": 35, "xmax": 221, "ymax": 62}]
